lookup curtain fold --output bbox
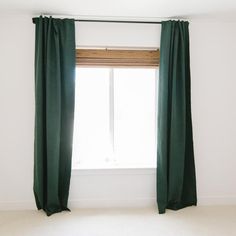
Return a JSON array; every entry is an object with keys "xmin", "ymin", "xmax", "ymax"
[
  {"xmin": 33, "ymin": 16, "xmax": 76, "ymax": 216},
  {"xmin": 157, "ymin": 20, "xmax": 197, "ymax": 214}
]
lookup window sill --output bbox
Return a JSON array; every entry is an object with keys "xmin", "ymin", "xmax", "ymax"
[{"xmin": 71, "ymin": 167, "xmax": 156, "ymax": 176}]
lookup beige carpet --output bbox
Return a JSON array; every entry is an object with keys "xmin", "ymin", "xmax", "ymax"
[{"xmin": 0, "ymin": 206, "xmax": 235, "ymax": 236}]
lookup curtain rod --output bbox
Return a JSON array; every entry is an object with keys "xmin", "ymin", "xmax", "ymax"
[{"xmin": 74, "ymin": 19, "xmax": 162, "ymax": 24}]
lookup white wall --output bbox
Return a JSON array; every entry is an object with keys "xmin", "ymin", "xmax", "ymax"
[
  {"xmin": 75, "ymin": 21, "xmax": 160, "ymax": 48},
  {"xmin": 0, "ymin": 15, "xmax": 35, "ymax": 209},
  {"xmin": 0, "ymin": 15, "xmax": 236, "ymax": 210},
  {"xmin": 190, "ymin": 19, "xmax": 236, "ymax": 204}
]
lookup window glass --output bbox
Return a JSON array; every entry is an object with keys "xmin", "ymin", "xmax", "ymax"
[
  {"xmin": 72, "ymin": 68, "xmax": 110, "ymax": 168},
  {"xmin": 114, "ymin": 69, "xmax": 157, "ymax": 168},
  {"xmin": 72, "ymin": 67, "xmax": 158, "ymax": 169}
]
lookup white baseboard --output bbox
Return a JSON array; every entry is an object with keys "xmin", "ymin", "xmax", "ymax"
[
  {"xmin": 70, "ymin": 196, "xmax": 236, "ymax": 208},
  {"xmin": 68, "ymin": 198, "xmax": 157, "ymax": 209},
  {"xmin": 0, "ymin": 201, "xmax": 36, "ymax": 211},
  {"xmin": 198, "ymin": 196, "xmax": 236, "ymax": 206},
  {"xmin": 0, "ymin": 196, "xmax": 236, "ymax": 211}
]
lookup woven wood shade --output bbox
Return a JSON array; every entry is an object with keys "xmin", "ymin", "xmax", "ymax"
[{"xmin": 76, "ymin": 49, "xmax": 159, "ymax": 67}]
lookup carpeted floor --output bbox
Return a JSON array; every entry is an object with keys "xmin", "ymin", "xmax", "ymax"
[{"xmin": 0, "ymin": 206, "xmax": 235, "ymax": 236}]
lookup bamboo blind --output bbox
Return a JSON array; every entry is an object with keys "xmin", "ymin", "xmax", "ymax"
[{"xmin": 76, "ymin": 49, "xmax": 159, "ymax": 67}]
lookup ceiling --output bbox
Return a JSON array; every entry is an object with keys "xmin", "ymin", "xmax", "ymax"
[{"xmin": 0, "ymin": 0, "xmax": 236, "ymax": 19}]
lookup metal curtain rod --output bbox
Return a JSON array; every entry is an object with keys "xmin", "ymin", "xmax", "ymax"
[{"xmin": 74, "ymin": 19, "xmax": 162, "ymax": 24}]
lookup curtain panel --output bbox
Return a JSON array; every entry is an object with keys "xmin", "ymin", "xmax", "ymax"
[
  {"xmin": 157, "ymin": 20, "xmax": 197, "ymax": 214},
  {"xmin": 33, "ymin": 16, "xmax": 76, "ymax": 216}
]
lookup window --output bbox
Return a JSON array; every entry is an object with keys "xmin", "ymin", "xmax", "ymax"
[{"xmin": 72, "ymin": 49, "xmax": 159, "ymax": 169}]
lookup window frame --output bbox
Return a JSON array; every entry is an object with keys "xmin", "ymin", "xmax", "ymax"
[{"xmin": 73, "ymin": 48, "xmax": 159, "ymax": 169}]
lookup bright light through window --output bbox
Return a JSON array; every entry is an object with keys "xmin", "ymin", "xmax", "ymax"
[
  {"xmin": 72, "ymin": 67, "xmax": 158, "ymax": 169},
  {"xmin": 114, "ymin": 69, "xmax": 157, "ymax": 168}
]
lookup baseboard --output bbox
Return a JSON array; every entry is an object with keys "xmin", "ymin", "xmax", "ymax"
[
  {"xmin": 0, "ymin": 201, "xmax": 36, "ymax": 211},
  {"xmin": 69, "ymin": 196, "xmax": 236, "ymax": 208},
  {"xmin": 0, "ymin": 198, "xmax": 156, "ymax": 211},
  {"xmin": 0, "ymin": 196, "xmax": 236, "ymax": 211},
  {"xmin": 198, "ymin": 196, "xmax": 236, "ymax": 205},
  {"xmin": 68, "ymin": 198, "xmax": 157, "ymax": 209}
]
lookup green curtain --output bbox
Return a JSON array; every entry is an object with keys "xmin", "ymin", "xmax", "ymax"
[
  {"xmin": 157, "ymin": 21, "xmax": 197, "ymax": 214},
  {"xmin": 33, "ymin": 16, "xmax": 76, "ymax": 216}
]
